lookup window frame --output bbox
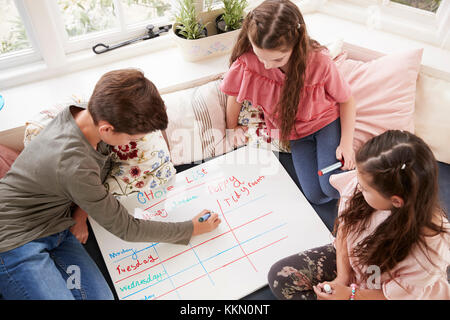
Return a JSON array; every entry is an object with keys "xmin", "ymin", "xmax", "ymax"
[
  {"xmin": 319, "ymin": 0, "xmax": 450, "ymax": 49},
  {"xmin": 0, "ymin": 0, "xmax": 41, "ymax": 70},
  {"xmin": 48, "ymin": 0, "xmax": 177, "ymax": 54}
]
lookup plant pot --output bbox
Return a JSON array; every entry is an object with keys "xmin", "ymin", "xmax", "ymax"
[
  {"xmin": 215, "ymin": 13, "xmax": 243, "ymax": 34},
  {"xmin": 170, "ymin": 9, "xmax": 242, "ymax": 62},
  {"xmin": 216, "ymin": 13, "xmax": 227, "ymax": 34}
]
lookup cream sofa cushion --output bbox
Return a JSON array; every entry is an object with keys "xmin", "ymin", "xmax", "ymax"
[{"xmin": 414, "ymin": 74, "xmax": 450, "ymax": 164}]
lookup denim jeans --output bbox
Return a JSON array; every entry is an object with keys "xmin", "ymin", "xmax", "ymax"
[
  {"xmin": 0, "ymin": 229, "xmax": 114, "ymax": 300},
  {"xmin": 290, "ymin": 118, "xmax": 342, "ymax": 206}
]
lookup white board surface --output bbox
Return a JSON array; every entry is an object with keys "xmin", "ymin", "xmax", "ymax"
[{"xmin": 89, "ymin": 146, "xmax": 332, "ymax": 300}]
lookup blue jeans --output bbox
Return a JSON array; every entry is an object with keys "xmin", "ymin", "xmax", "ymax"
[
  {"xmin": 290, "ymin": 118, "xmax": 342, "ymax": 206},
  {"xmin": 0, "ymin": 229, "xmax": 114, "ymax": 300}
]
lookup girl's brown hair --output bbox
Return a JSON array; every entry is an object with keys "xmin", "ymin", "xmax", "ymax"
[
  {"xmin": 88, "ymin": 69, "xmax": 168, "ymax": 135},
  {"xmin": 230, "ymin": 0, "xmax": 323, "ymax": 145},
  {"xmin": 333, "ymin": 130, "xmax": 448, "ymax": 280}
]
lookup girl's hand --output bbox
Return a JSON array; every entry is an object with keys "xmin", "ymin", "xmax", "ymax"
[
  {"xmin": 192, "ymin": 210, "xmax": 221, "ymax": 236},
  {"xmin": 336, "ymin": 143, "xmax": 355, "ymax": 171},
  {"xmin": 228, "ymin": 125, "xmax": 248, "ymax": 148},
  {"xmin": 313, "ymin": 281, "xmax": 352, "ymax": 300},
  {"xmin": 70, "ymin": 206, "xmax": 89, "ymax": 244}
]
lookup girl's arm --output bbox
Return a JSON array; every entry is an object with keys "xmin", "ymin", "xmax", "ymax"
[
  {"xmin": 226, "ymin": 95, "xmax": 242, "ymax": 129},
  {"xmin": 314, "ymin": 282, "xmax": 387, "ymax": 300},
  {"xmin": 225, "ymin": 95, "xmax": 248, "ymax": 146},
  {"xmin": 316, "ymin": 224, "xmax": 387, "ymax": 300},
  {"xmin": 350, "ymin": 287, "xmax": 387, "ymax": 300},
  {"xmin": 334, "ymin": 225, "xmax": 353, "ymax": 285},
  {"xmin": 336, "ymin": 95, "xmax": 356, "ymax": 170}
]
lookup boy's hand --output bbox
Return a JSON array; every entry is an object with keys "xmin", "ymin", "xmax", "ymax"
[
  {"xmin": 192, "ymin": 210, "xmax": 221, "ymax": 236},
  {"xmin": 70, "ymin": 206, "xmax": 89, "ymax": 244}
]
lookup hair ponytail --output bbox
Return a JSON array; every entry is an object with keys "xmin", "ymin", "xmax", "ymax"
[{"xmin": 335, "ymin": 130, "xmax": 448, "ymax": 281}]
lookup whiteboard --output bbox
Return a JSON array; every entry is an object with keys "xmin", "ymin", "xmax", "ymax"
[{"xmin": 89, "ymin": 146, "xmax": 332, "ymax": 300}]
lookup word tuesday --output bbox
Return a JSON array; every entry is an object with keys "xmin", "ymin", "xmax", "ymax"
[{"xmin": 116, "ymin": 254, "xmax": 158, "ymax": 275}]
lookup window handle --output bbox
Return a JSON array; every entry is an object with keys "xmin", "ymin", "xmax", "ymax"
[{"xmin": 92, "ymin": 24, "xmax": 172, "ymax": 54}]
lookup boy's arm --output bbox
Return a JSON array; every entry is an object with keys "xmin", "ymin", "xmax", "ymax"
[
  {"xmin": 62, "ymin": 165, "xmax": 194, "ymax": 245},
  {"xmin": 70, "ymin": 206, "xmax": 89, "ymax": 244}
]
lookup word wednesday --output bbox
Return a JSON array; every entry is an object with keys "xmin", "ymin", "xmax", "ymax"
[{"xmin": 180, "ymin": 304, "xmax": 270, "ymax": 317}]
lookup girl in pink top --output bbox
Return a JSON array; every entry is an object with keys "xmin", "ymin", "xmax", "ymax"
[
  {"xmin": 221, "ymin": 0, "xmax": 356, "ymax": 223},
  {"xmin": 268, "ymin": 130, "xmax": 450, "ymax": 300}
]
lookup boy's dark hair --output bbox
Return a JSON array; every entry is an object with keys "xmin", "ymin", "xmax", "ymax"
[{"xmin": 88, "ymin": 69, "xmax": 168, "ymax": 135}]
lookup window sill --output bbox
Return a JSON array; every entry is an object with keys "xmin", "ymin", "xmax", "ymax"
[{"xmin": 0, "ymin": 35, "xmax": 230, "ymax": 132}]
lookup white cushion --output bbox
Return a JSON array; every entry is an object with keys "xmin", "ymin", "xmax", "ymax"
[{"xmin": 414, "ymin": 73, "xmax": 450, "ymax": 164}]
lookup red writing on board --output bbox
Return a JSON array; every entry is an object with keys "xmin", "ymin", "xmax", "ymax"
[
  {"xmin": 116, "ymin": 254, "xmax": 159, "ymax": 275},
  {"xmin": 139, "ymin": 208, "xmax": 169, "ymax": 220},
  {"xmin": 220, "ymin": 175, "xmax": 265, "ymax": 208},
  {"xmin": 208, "ymin": 175, "xmax": 245, "ymax": 194}
]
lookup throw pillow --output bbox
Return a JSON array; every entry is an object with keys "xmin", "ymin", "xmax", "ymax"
[
  {"xmin": 336, "ymin": 48, "xmax": 423, "ymax": 153},
  {"xmin": 106, "ymin": 131, "xmax": 176, "ymax": 197}
]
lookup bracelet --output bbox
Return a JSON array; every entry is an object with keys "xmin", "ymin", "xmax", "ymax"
[{"xmin": 349, "ymin": 283, "xmax": 357, "ymax": 300}]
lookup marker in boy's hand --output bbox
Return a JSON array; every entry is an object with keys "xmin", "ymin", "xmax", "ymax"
[
  {"xmin": 192, "ymin": 209, "xmax": 221, "ymax": 236},
  {"xmin": 198, "ymin": 212, "xmax": 211, "ymax": 222}
]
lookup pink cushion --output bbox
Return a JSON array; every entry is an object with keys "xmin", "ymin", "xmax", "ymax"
[
  {"xmin": 0, "ymin": 145, "xmax": 20, "ymax": 179},
  {"xmin": 329, "ymin": 169, "xmax": 358, "ymax": 214},
  {"xmin": 335, "ymin": 49, "xmax": 423, "ymax": 153}
]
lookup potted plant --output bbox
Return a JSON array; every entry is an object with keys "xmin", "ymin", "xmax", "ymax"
[
  {"xmin": 216, "ymin": 0, "xmax": 248, "ymax": 34},
  {"xmin": 170, "ymin": 0, "xmax": 247, "ymax": 62},
  {"xmin": 174, "ymin": 0, "xmax": 208, "ymax": 39}
]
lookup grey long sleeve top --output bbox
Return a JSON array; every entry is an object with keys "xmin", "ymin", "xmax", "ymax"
[{"xmin": 0, "ymin": 106, "xmax": 193, "ymax": 253}]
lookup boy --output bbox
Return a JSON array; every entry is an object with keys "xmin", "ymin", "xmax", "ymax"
[{"xmin": 0, "ymin": 69, "xmax": 220, "ymax": 300}]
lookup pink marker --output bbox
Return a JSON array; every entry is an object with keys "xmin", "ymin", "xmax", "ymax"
[{"xmin": 318, "ymin": 160, "xmax": 344, "ymax": 176}]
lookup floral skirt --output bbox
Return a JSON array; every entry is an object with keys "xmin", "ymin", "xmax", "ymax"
[{"xmin": 267, "ymin": 243, "xmax": 337, "ymax": 300}]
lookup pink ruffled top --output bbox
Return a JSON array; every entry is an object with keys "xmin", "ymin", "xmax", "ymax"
[
  {"xmin": 220, "ymin": 49, "xmax": 352, "ymax": 140},
  {"xmin": 332, "ymin": 171, "xmax": 450, "ymax": 300}
]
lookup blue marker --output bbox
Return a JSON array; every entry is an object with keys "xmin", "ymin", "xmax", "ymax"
[
  {"xmin": 198, "ymin": 212, "xmax": 211, "ymax": 222},
  {"xmin": 0, "ymin": 95, "xmax": 4, "ymax": 111}
]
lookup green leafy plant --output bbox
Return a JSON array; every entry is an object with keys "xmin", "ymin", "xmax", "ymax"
[
  {"xmin": 222, "ymin": 0, "xmax": 247, "ymax": 31},
  {"xmin": 174, "ymin": 0, "xmax": 207, "ymax": 39}
]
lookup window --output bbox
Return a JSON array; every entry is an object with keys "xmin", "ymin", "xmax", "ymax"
[
  {"xmin": 55, "ymin": 0, "xmax": 173, "ymax": 40},
  {"xmin": 52, "ymin": 0, "xmax": 176, "ymax": 53},
  {"xmin": 0, "ymin": 0, "xmax": 32, "ymax": 55},
  {"xmin": 56, "ymin": 0, "xmax": 119, "ymax": 38},
  {"xmin": 391, "ymin": 0, "xmax": 442, "ymax": 13},
  {"xmin": 120, "ymin": 0, "xmax": 172, "ymax": 24},
  {"xmin": 319, "ymin": 0, "xmax": 449, "ymax": 48}
]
